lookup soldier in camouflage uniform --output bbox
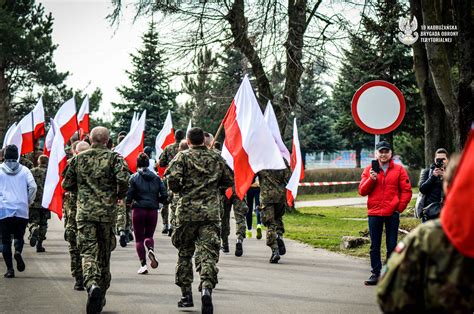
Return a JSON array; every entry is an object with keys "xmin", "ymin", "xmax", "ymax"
[
  {"xmin": 62, "ymin": 127, "xmax": 129, "ymax": 314},
  {"xmin": 166, "ymin": 127, "xmax": 233, "ymax": 314},
  {"xmin": 220, "ymin": 184, "xmax": 248, "ymax": 256},
  {"xmin": 28, "ymin": 155, "xmax": 50, "ymax": 252},
  {"xmin": 257, "ymin": 161, "xmax": 291, "ymax": 263},
  {"xmin": 377, "ymin": 154, "xmax": 474, "ymax": 313},
  {"xmin": 63, "ymin": 141, "xmax": 90, "ymax": 291},
  {"xmin": 159, "ymin": 129, "xmax": 185, "ymax": 234},
  {"xmin": 20, "ymin": 155, "xmax": 34, "ymax": 169}
]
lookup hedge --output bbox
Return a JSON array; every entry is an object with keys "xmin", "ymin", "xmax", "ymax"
[{"xmin": 300, "ymin": 168, "xmax": 421, "ymax": 194}]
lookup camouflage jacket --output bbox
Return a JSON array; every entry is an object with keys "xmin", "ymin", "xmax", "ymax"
[
  {"xmin": 20, "ymin": 156, "xmax": 34, "ymax": 169},
  {"xmin": 159, "ymin": 143, "xmax": 180, "ymax": 168},
  {"xmin": 62, "ymin": 143, "xmax": 130, "ymax": 223},
  {"xmin": 258, "ymin": 164, "xmax": 291, "ymax": 204},
  {"xmin": 377, "ymin": 219, "xmax": 474, "ymax": 313},
  {"xmin": 30, "ymin": 165, "xmax": 47, "ymax": 208},
  {"xmin": 165, "ymin": 145, "xmax": 232, "ymax": 224}
]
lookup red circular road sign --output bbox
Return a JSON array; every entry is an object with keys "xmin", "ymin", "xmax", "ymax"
[{"xmin": 351, "ymin": 80, "xmax": 406, "ymax": 135}]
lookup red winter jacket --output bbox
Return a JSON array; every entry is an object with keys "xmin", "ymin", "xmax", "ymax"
[{"xmin": 358, "ymin": 159, "xmax": 412, "ymax": 216}]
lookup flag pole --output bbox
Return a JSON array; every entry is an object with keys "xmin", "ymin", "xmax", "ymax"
[{"xmin": 211, "ymin": 121, "xmax": 224, "ymax": 148}]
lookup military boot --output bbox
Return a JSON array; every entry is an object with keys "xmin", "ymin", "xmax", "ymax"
[
  {"xmin": 161, "ymin": 224, "xmax": 169, "ymax": 234},
  {"xmin": 235, "ymin": 239, "xmax": 243, "ymax": 257},
  {"xmin": 74, "ymin": 277, "xmax": 85, "ymax": 291},
  {"xmin": 178, "ymin": 287, "xmax": 193, "ymax": 308},
  {"xmin": 119, "ymin": 231, "xmax": 127, "ymax": 248},
  {"xmin": 86, "ymin": 285, "xmax": 102, "ymax": 314},
  {"xmin": 29, "ymin": 227, "xmax": 39, "ymax": 247},
  {"xmin": 269, "ymin": 248, "xmax": 280, "ymax": 264},
  {"xmin": 276, "ymin": 236, "xmax": 286, "ymax": 256},
  {"xmin": 201, "ymin": 288, "xmax": 213, "ymax": 314},
  {"xmin": 222, "ymin": 238, "xmax": 229, "ymax": 253},
  {"xmin": 36, "ymin": 241, "xmax": 46, "ymax": 253}
]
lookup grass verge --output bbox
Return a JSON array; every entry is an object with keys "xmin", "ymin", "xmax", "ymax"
[{"xmin": 283, "ymin": 205, "xmax": 421, "ymax": 259}]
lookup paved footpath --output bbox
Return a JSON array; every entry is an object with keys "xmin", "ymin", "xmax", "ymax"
[
  {"xmin": 296, "ymin": 194, "xmax": 418, "ymax": 208},
  {"xmin": 0, "ymin": 216, "xmax": 380, "ymax": 314}
]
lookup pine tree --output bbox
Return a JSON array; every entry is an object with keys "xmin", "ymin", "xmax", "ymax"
[
  {"xmin": 180, "ymin": 47, "xmax": 217, "ymax": 131},
  {"xmin": 0, "ymin": 0, "xmax": 68, "ymax": 140},
  {"xmin": 112, "ymin": 21, "xmax": 177, "ymax": 146},
  {"xmin": 297, "ymin": 63, "xmax": 339, "ymax": 155}
]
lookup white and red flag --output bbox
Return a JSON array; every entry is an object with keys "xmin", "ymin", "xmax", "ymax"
[
  {"xmin": 286, "ymin": 118, "xmax": 304, "ymax": 206},
  {"xmin": 44, "ymin": 98, "xmax": 78, "ymax": 155},
  {"xmin": 78, "ymin": 95, "xmax": 90, "ymax": 139},
  {"xmin": 33, "ymin": 97, "xmax": 46, "ymax": 139},
  {"xmin": 42, "ymin": 119, "xmax": 67, "ymax": 219},
  {"xmin": 115, "ymin": 110, "xmax": 146, "ymax": 173},
  {"xmin": 264, "ymin": 100, "xmax": 291, "ymax": 163},
  {"xmin": 130, "ymin": 112, "xmax": 138, "ymax": 131},
  {"xmin": 155, "ymin": 110, "xmax": 175, "ymax": 157},
  {"xmin": 2, "ymin": 123, "xmax": 23, "ymax": 161},
  {"xmin": 221, "ymin": 75, "xmax": 286, "ymax": 200},
  {"xmin": 155, "ymin": 110, "xmax": 175, "ymax": 177},
  {"xmin": 15, "ymin": 98, "xmax": 45, "ymax": 154}
]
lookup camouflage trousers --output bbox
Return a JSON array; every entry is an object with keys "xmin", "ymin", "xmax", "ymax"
[
  {"xmin": 77, "ymin": 221, "xmax": 116, "ymax": 293},
  {"xmin": 65, "ymin": 228, "xmax": 82, "ymax": 280},
  {"xmin": 260, "ymin": 202, "xmax": 285, "ymax": 249},
  {"xmin": 161, "ymin": 203, "xmax": 169, "ymax": 226},
  {"xmin": 221, "ymin": 195, "xmax": 248, "ymax": 243},
  {"xmin": 168, "ymin": 194, "xmax": 177, "ymax": 229},
  {"xmin": 28, "ymin": 207, "xmax": 51, "ymax": 242},
  {"xmin": 171, "ymin": 222, "xmax": 220, "ymax": 291},
  {"xmin": 116, "ymin": 202, "xmax": 131, "ymax": 233}
]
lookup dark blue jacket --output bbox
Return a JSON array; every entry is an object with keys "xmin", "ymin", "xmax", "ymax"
[{"xmin": 126, "ymin": 168, "xmax": 168, "ymax": 209}]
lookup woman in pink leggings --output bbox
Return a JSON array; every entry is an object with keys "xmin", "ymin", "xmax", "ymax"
[{"xmin": 126, "ymin": 153, "xmax": 168, "ymax": 274}]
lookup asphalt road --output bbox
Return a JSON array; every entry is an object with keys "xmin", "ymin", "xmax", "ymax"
[{"xmin": 0, "ymin": 216, "xmax": 380, "ymax": 314}]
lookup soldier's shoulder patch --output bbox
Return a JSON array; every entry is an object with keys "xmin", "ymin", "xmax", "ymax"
[{"xmin": 394, "ymin": 241, "xmax": 406, "ymax": 254}]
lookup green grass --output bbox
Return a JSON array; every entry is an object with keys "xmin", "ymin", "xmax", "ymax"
[
  {"xmin": 283, "ymin": 205, "xmax": 421, "ymax": 258},
  {"xmin": 296, "ymin": 187, "xmax": 420, "ymax": 202}
]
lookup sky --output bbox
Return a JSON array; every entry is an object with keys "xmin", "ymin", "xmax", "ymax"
[{"xmin": 41, "ymin": 0, "xmax": 150, "ymax": 121}]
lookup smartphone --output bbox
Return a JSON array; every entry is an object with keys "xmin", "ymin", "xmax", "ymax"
[{"xmin": 371, "ymin": 160, "xmax": 380, "ymax": 173}]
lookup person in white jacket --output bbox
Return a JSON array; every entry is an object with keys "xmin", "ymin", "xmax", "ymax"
[{"xmin": 0, "ymin": 145, "xmax": 37, "ymax": 278}]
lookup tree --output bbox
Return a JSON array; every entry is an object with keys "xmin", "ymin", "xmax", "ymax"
[
  {"xmin": 180, "ymin": 47, "xmax": 218, "ymax": 131},
  {"xmin": 108, "ymin": 0, "xmax": 346, "ymax": 135},
  {"xmin": 296, "ymin": 63, "xmax": 339, "ymax": 155},
  {"xmin": 112, "ymin": 21, "xmax": 177, "ymax": 146},
  {"xmin": 409, "ymin": 0, "xmax": 472, "ymax": 159},
  {"xmin": 0, "ymin": 0, "xmax": 68, "ymax": 140}
]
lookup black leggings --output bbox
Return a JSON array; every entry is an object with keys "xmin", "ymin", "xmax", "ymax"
[{"xmin": 0, "ymin": 217, "xmax": 29, "ymax": 270}]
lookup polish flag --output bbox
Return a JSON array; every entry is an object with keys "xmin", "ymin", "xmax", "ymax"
[
  {"xmin": 33, "ymin": 97, "xmax": 45, "ymax": 139},
  {"xmin": 155, "ymin": 111, "xmax": 175, "ymax": 177},
  {"xmin": 264, "ymin": 101, "xmax": 291, "ymax": 163},
  {"xmin": 222, "ymin": 75, "xmax": 286, "ymax": 200},
  {"xmin": 286, "ymin": 118, "xmax": 304, "ymax": 206},
  {"xmin": 115, "ymin": 110, "xmax": 146, "ymax": 173},
  {"xmin": 3, "ymin": 123, "xmax": 17, "ymax": 149},
  {"xmin": 78, "ymin": 95, "xmax": 90, "ymax": 139},
  {"xmin": 155, "ymin": 110, "xmax": 175, "ymax": 158},
  {"xmin": 18, "ymin": 112, "xmax": 35, "ymax": 154},
  {"xmin": 18, "ymin": 98, "xmax": 46, "ymax": 154},
  {"xmin": 42, "ymin": 119, "xmax": 67, "ymax": 219},
  {"xmin": 2, "ymin": 123, "xmax": 23, "ymax": 161},
  {"xmin": 44, "ymin": 98, "xmax": 78, "ymax": 155},
  {"xmin": 441, "ymin": 124, "xmax": 474, "ymax": 258}
]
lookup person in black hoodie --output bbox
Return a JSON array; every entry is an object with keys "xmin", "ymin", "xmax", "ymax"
[{"xmin": 126, "ymin": 153, "xmax": 168, "ymax": 274}]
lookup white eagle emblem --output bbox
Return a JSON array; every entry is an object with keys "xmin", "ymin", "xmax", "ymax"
[{"xmin": 398, "ymin": 16, "xmax": 419, "ymax": 46}]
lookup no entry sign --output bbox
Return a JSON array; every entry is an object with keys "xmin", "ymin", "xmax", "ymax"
[{"xmin": 351, "ymin": 80, "xmax": 406, "ymax": 135}]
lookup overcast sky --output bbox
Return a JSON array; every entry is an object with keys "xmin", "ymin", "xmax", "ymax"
[{"xmin": 41, "ymin": 0, "xmax": 150, "ymax": 121}]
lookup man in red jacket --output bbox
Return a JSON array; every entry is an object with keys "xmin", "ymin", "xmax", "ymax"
[{"xmin": 359, "ymin": 141, "xmax": 412, "ymax": 286}]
